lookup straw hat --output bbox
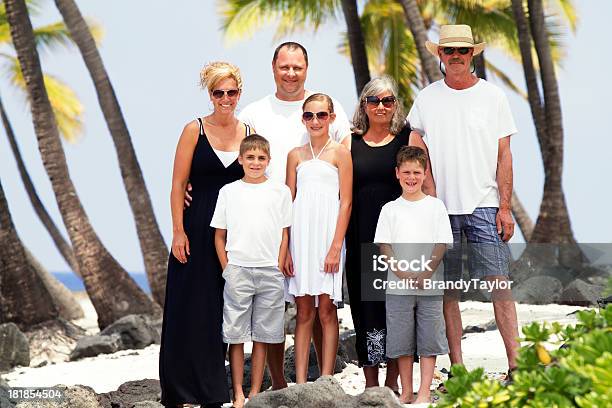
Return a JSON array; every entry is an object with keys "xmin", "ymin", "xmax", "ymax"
[{"xmin": 426, "ymin": 24, "xmax": 485, "ymax": 57}]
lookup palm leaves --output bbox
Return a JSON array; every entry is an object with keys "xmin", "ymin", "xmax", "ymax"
[
  {"xmin": 0, "ymin": 0, "xmax": 102, "ymax": 140},
  {"xmin": 220, "ymin": 0, "xmax": 341, "ymax": 41},
  {"xmin": 218, "ymin": 0, "xmax": 578, "ymax": 106}
]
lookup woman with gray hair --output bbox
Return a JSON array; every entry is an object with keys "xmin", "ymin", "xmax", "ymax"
[{"xmin": 345, "ymin": 75, "xmax": 409, "ymax": 391}]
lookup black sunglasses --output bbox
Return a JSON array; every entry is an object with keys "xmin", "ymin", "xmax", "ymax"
[
  {"xmin": 442, "ymin": 47, "xmax": 471, "ymax": 55},
  {"xmin": 302, "ymin": 111, "xmax": 330, "ymax": 121},
  {"xmin": 365, "ymin": 95, "xmax": 396, "ymax": 108},
  {"xmin": 212, "ymin": 89, "xmax": 239, "ymax": 98}
]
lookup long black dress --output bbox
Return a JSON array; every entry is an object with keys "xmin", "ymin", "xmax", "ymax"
[
  {"xmin": 345, "ymin": 127, "xmax": 409, "ymax": 367},
  {"xmin": 160, "ymin": 119, "xmax": 244, "ymax": 407}
]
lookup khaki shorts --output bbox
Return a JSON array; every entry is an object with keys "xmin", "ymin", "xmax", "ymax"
[
  {"xmin": 385, "ymin": 294, "xmax": 448, "ymax": 358},
  {"xmin": 222, "ymin": 264, "xmax": 285, "ymax": 344}
]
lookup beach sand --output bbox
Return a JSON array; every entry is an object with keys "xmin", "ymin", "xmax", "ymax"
[{"xmin": 3, "ymin": 293, "xmax": 587, "ymax": 405}]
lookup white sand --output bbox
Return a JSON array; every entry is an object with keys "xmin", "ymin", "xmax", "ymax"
[{"xmin": 3, "ymin": 295, "xmax": 588, "ymax": 405}]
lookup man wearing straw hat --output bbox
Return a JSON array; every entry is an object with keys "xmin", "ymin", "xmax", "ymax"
[{"xmin": 408, "ymin": 24, "xmax": 519, "ymax": 382}]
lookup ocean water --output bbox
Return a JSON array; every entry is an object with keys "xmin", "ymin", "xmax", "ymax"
[{"xmin": 52, "ymin": 272, "xmax": 151, "ymax": 294}]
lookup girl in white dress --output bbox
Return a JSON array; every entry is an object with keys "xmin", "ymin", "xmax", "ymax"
[{"xmin": 285, "ymin": 93, "xmax": 353, "ymax": 383}]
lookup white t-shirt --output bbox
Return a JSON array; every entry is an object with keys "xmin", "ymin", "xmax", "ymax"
[
  {"xmin": 238, "ymin": 93, "xmax": 351, "ymax": 183},
  {"xmin": 210, "ymin": 179, "xmax": 292, "ymax": 267},
  {"xmin": 374, "ymin": 195, "xmax": 453, "ymax": 296},
  {"xmin": 408, "ymin": 79, "xmax": 518, "ymax": 214}
]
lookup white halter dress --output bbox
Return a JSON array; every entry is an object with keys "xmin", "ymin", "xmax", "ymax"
[{"xmin": 286, "ymin": 139, "xmax": 345, "ymax": 307}]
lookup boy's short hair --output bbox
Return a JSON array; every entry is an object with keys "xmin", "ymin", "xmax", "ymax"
[
  {"xmin": 239, "ymin": 134, "xmax": 271, "ymax": 157},
  {"xmin": 396, "ymin": 146, "xmax": 428, "ymax": 170}
]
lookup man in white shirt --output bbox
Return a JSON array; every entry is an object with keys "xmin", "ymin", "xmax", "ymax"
[
  {"xmin": 238, "ymin": 42, "xmax": 351, "ymax": 182},
  {"xmin": 408, "ymin": 25, "xmax": 520, "ymax": 382},
  {"xmin": 239, "ymin": 42, "xmax": 351, "ymax": 390}
]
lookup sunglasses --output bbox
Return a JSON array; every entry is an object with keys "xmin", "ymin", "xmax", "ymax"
[
  {"xmin": 212, "ymin": 89, "xmax": 239, "ymax": 98},
  {"xmin": 302, "ymin": 111, "xmax": 330, "ymax": 121},
  {"xmin": 365, "ymin": 95, "xmax": 396, "ymax": 108},
  {"xmin": 442, "ymin": 47, "xmax": 471, "ymax": 55}
]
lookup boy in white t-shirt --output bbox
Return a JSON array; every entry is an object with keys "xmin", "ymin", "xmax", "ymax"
[
  {"xmin": 374, "ymin": 146, "xmax": 453, "ymax": 404},
  {"xmin": 210, "ymin": 135, "xmax": 292, "ymax": 408}
]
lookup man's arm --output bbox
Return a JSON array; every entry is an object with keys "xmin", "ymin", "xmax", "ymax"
[
  {"xmin": 496, "ymin": 136, "xmax": 514, "ymax": 241},
  {"xmin": 409, "ymin": 130, "xmax": 436, "ymax": 197}
]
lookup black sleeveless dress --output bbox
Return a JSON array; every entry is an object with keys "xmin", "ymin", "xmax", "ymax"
[
  {"xmin": 345, "ymin": 126, "xmax": 409, "ymax": 367},
  {"xmin": 160, "ymin": 119, "xmax": 247, "ymax": 406}
]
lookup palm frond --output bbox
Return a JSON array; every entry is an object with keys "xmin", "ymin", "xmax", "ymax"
[
  {"xmin": 219, "ymin": 0, "xmax": 341, "ymax": 41},
  {"xmin": 32, "ymin": 21, "xmax": 73, "ymax": 50},
  {"xmin": 359, "ymin": 0, "xmax": 420, "ymax": 109},
  {"xmin": 485, "ymin": 59, "xmax": 528, "ymax": 100},
  {"xmin": 552, "ymin": 0, "xmax": 577, "ymax": 33},
  {"xmin": 8, "ymin": 57, "xmax": 83, "ymax": 142}
]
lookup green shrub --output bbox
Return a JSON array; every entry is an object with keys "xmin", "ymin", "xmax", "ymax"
[{"xmin": 435, "ymin": 305, "xmax": 612, "ymax": 407}]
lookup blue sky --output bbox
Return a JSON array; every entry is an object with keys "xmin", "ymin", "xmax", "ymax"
[{"xmin": 0, "ymin": 0, "xmax": 610, "ymax": 273}]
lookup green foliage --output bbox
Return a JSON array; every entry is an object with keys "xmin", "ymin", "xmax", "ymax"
[
  {"xmin": 0, "ymin": 0, "xmax": 102, "ymax": 141},
  {"xmin": 436, "ymin": 305, "xmax": 612, "ymax": 408}
]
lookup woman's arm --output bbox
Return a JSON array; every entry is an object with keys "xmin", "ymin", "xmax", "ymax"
[
  {"xmin": 170, "ymin": 121, "xmax": 198, "ymax": 263},
  {"xmin": 324, "ymin": 145, "xmax": 353, "ymax": 273}
]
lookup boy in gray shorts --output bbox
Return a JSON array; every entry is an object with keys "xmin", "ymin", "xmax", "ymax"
[
  {"xmin": 374, "ymin": 146, "xmax": 453, "ymax": 404},
  {"xmin": 210, "ymin": 135, "xmax": 292, "ymax": 408}
]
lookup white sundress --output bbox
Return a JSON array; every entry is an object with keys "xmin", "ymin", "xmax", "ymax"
[{"xmin": 286, "ymin": 139, "xmax": 345, "ymax": 307}]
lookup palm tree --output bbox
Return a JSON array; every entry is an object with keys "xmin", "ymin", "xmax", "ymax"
[
  {"xmin": 4, "ymin": 0, "xmax": 160, "ymax": 329},
  {"xmin": 510, "ymin": 0, "xmax": 576, "ymax": 246},
  {"xmin": 396, "ymin": 0, "xmax": 440, "ymax": 82},
  {"xmin": 53, "ymin": 0, "xmax": 169, "ymax": 306},
  {"xmin": 24, "ymin": 246, "xmax": 84, "ymax": 321},
  {"xmin": 0, "ymin": 178, "xmax": 58, "ymax": 329},
  {"xmin": 340, "ymin": 0, "xmax": 370, "ymax": 94},
  {"xmin": 0, "ymin": 93, "xmax": 78, "ymax": 273},
  {"xmin": 0, "ymin": 2, "xmax": 87, "ymax": 273}
]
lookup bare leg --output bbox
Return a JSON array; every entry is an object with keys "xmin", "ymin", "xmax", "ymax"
[
  {"xmin": 317, "ymin": 294, "xmax": 339, "ymax": 376},
  {"xmin": 414, "ymin": 356, "xmax": 436, "ymax": 404},
  {"xmin": 363, "ymin": 365, "xmax": 379, "ymax": 388},
  {"xmin": 229, "ymin": 343, "xmax": 246, "ymax": 408},
  {"xmin": 295, "ymin": 296, "xmax": 316, "ymax": 383},
  {"xmin": 248, "ymin": 341, "xmax": 267, "ymax": 398},
  {"xmin": 312, "ymin": 313, "xmax": 324, "ymax": 373},
  {"xmin": 443, "ymin": 291, "xmax": 464, "ymax": 366},
  {"xmin": 397, "ymin": 355, "xmax": 414, "ymax": 404},
  {"xmin": 488, "ymin": 276, "xmax": 519, "ymax": 369},
  {"xmin": 266, "ymin": 342, "xmax": 287, "ymax": 390},
  {"xmin": 384, "ymin": 358, "xmax": 400, "ymax": 393}
]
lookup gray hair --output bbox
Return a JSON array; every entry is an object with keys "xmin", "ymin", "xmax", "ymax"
[{"xmin": 352, "ymin": 75, "xmax": 406, "ymax": 136}]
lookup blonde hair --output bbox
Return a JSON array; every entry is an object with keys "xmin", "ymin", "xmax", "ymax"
[{"xmin": 199, "ymin": 61, "xmax": 243, "ymax": 91}]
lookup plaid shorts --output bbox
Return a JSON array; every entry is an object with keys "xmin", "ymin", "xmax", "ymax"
[{"xmin": 444, "ymin": 207, "xmax": 511, "ymax": 282}]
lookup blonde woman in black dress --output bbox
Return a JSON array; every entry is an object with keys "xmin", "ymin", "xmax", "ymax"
[{"xmin": 160, "ymin": 62, "xmax": 251, "ymax": 407}]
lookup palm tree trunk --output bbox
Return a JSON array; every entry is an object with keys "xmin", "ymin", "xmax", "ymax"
[
  {"xmin": 0, "ymin": 178, "xmax": 58, "ymax": 328},
  {"xmin": 525, "ymin": 0, "xmax": 574, "ymax": 244},
  {"xmin": 511, "ymin": 0, "xmax": 576, "ymax": 245},
  {"xmin": 5, "ymin": 0, "xmax": 160, "ymax": 329},
  {"xmin": 510, "ymin": 0, "xmax": 548, "ymax": 161},
  {"xmin": 340, "ymin": 0, "xmax": 370, "ymax": 94},
  {"xmin": 397, "ymin": 0, "xmax": 442, "ymax": 82},
  {"xmin": 53, "ymin": 0, "xmax": 168, "ymax": 306},
  {"xmin": 0, "ymin": 92, "xmax": 79, "ymax": 275},
  {"xmin": 24, "ymin": 247, "xmax": 84, "ymax": 321}
]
